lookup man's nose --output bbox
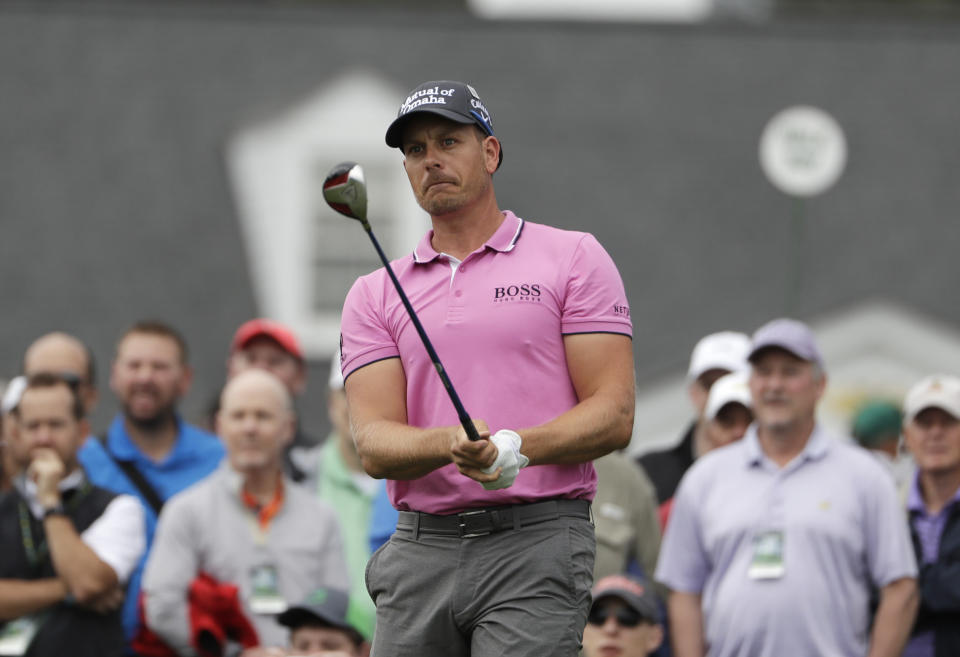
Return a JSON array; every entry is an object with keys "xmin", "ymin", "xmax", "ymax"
[
  {"xmin": 33, "ymin": 429, "xmax": 54, "ymax": 446},
  {"xmin": 422, "ymin": 144, "xmax": 443, "ymax": 167}
]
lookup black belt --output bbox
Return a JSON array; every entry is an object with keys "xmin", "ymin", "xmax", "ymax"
[{"xmin": 396, "ymin": 499, "xmax": 591, "ymax": 539}]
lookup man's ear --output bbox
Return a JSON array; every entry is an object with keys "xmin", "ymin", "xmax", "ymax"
[
  {"xmin": 646, "ymin": 623, "xmax": 665, "ymax": 653},
  {"xmin": 688, "ymin": 381, "xmax": 709, "ymax": 417},
  {"xmin": 483, "ymin": 136, "xmax": 501, "ymax": 174},
  {"xmin": 177, "ymin": 364, "xmax": 195, "ymax": 398}
]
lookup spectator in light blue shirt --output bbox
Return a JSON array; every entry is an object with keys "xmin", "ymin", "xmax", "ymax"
[{"xmin": 77, "ymin": 321, "xmax": 225, "ymax": 651}]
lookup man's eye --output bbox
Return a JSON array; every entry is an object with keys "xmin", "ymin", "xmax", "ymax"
[
  {"xmin": 405, "ymin": 145, "xmax": 422, "ymax": 155},
  {"xmin": 443, "ymin": 138, "xmax": 456, "ymax": 146}
]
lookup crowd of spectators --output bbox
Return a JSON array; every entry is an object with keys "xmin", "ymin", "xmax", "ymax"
[{"xmin": 1, "ymin": 314, "xmax": 958, "ymax": 656}]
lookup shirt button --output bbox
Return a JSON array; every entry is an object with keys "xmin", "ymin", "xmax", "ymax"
[{"xmin": 455, "ymin": 290, "xmax": 463, "ymax": 297}]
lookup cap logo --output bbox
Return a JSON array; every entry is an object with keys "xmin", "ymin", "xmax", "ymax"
[
  {"xmin": 307, "ymin": 589, "xmax": 328, "ymax": 605},
  {"xmin": 399, "ymin": 86, "xmax": 457, "ymax": 117}
]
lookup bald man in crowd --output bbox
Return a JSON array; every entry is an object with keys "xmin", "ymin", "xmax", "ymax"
[
  {"xmin": 23, "ymin": 332, "xmax": 99, "ymax": 418},
  {"xmin": 143, "ymin": 370, "xmax": 347, "ymax": 654}
]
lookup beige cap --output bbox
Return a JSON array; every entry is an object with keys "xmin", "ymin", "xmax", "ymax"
[{"xmin": 903, "ymin": 374, "xmax": 960, "ymax": 423}]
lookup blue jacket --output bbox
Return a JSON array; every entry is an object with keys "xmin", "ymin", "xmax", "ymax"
[
  {"xmin": 910, "ymin": 502, "xmax": 960, "ymax": 657},
  {"xmin": 78, "ymin": 415, "xmax": 225, "ymax": 649}
]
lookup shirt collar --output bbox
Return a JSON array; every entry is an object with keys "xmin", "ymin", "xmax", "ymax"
[
  {"xmin": 411, "ymin": 211, "xmax": 524, "ymax": 264},
  {"xmin": 743, "ymin": 423, "xmax": 831, "ymax": 469},
  {"xmin": 907, "ymin": 471, "xmax": 960, "ymax": 515},
  {"xmin": 907, "ymin": 473, "xmax": 926, "ymax": 513},
  {"xmin": 108, "ymin": 413, "xmax": 187, "ymax": 463},
  {"xmin": 219, "ymin": 461, "xmax": 285, "ymax": 499}
]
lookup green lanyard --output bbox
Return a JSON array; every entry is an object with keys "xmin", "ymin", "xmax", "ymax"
[{"xmin": 18, "ymin": 480, "xmax": 92, "ymax": 569}]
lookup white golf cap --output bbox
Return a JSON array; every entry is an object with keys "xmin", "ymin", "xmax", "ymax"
[
  {"xmin": 705, "ymin": 371, "xmax": 752, "ymax": 420},
  {"xmin": 1, "ymin": 375, "xmax": 27, "ymax": 415},
  {"xmin": 328, "ymin": 349, "xmax": 344, "ymax": 390},
  {"xmin": 688, "ymin": 331, "xmax": 751, "ymax": 382},
  {"xmin": 903, "ymin": 374, "xmax": 960, "ymax": 423}
]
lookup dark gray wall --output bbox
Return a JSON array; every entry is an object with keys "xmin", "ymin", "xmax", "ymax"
[{"xmin": 2, "ymin": 3, "xmax": 959, "ymax": 434}]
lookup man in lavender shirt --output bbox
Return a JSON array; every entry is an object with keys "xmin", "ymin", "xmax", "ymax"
[
  {"xmin": 902, "ymin": 374, "xmax": 960, "ymax": 657},
  {"xmin": 655, "ymin": 318, "xmax": 918, "ymax": 657},
  {"xmin": 340, "ymin": 81, "xmax": 635, "ymax": 657}
]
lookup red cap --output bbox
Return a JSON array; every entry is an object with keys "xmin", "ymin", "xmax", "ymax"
[{"xmin": 231, "ymin": 319, "xmax": 303, "ymax": 361}]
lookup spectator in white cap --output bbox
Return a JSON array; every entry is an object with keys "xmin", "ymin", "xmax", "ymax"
[
  {"xmin": 902, "ymin": 374, "xmax": 960, "ymax": 657},
  {"xmin": 702, "ymin": 371, "xmax": 753, "ymax": 452},
  {"xmin": 637, "ymin": 331, "xmax": 750, "ymax": 529},
  {"xmin": 656, "ymin": 317, "xmax": 918, "ymax": 657},
  {"xmin": 582, "ymin": 574, "xmax": 664, "ymax": 657}
]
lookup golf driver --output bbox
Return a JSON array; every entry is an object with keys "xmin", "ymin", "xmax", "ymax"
[{"xmin": 323, "ymin": 161, "xmax": 481, "ymax": 442}]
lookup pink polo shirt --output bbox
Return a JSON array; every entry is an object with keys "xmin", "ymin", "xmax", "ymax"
[{"xmin": 340, "ymin": 211, "xmax": 632, "ymax": 514}]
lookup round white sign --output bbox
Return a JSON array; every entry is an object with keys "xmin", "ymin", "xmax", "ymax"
[{"xmin": 759, "ymin": 105, "xmax": 847, "ymax": 197}]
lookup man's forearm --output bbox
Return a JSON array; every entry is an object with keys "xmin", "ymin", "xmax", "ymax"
[
  {"xmin": 44, "ymin": 515, "xmax": 118, "ymax": 604},
  {"xmin": 0, "ymin": 578, "xmax": 67, "ymax": 620},
  {"xmin": 669, "ymin": 591, "xmax": 706, "ymax": 657},
  {"xmin": 517, "ymin": 332, "xmax": 634, "ymax": 466},
  {"xmin": 519, "ymin": 391, "xmax": 634, "ymax": 466},
  {"xmin": 354, "ymin": 420, "xmax": 454, "ymax": 480},
  {"xmin": 868, "ymin": 577, "xmax": 918, "ymax": 657}
]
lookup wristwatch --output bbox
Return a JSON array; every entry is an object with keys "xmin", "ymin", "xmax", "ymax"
[{"xmin": 42, "ymin": 503, "xmax": 67, "ymax": 519}]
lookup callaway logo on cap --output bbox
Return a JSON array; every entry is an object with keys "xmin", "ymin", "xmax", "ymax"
[{"xmin": 385, "ymin": 80, "xmax": 503, "ymax": 170}]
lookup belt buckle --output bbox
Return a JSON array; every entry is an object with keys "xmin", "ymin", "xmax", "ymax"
[{"xmin": 458, "ymin": 509, "xmax": 493, "ymax": 538}]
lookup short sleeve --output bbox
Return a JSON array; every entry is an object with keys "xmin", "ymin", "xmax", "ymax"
[
  {"xmin": 560, "ymin": 233, "xmax": 632, "ymax": 337},
  {"xmin": 862, "ymin": 468, "xmax": 918, "ymax": 587},
  {"xmin": 655, "ymin": 471, "xmax": 712, "ymax": 593},
  {"xmin": 80, "ymin": 494, "xmax": 146, "ymax": 583},
  {"xmin": 340, "ymin": 273, "xmax": 400, "ymax": 380}
]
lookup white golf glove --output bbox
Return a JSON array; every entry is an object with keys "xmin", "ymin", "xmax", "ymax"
[{"xmin": 481, "ymin": 429, "xmax": 529, "ymax": 490}]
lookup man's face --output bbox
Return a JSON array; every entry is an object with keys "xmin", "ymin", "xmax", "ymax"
[
  {"xmin": 12, "ymin": 386, "xmax": 87, "ymax": 471},
  {"xmin": 688, "ymin": 368, "xmax": 731, "ymax": 417},
  {"xmin": 110, "ymin": 333, "xmax": 191, "ymax": 428},
  {"xmin": 400, "ymin": 115, "xmax": 498, "ymax": 217},
  {"xmin": 228, "ymin": 336, "xmax": 305, "ymax": 396},
  {"xmin": 218, "ymin": 374, "xmax": 294, "ymax": 474},
  {"xmin": 905, "ymin": 407, "xmax": 960, "ymax": 476},
  {"xmin": 581, "ymin": 599, "xmax": 663, "ymax": 657},
  {"xmin": 705, "ymin": 402, "xmax": 753, "ymax": 450},
  {"xmin": 24, "ymin": 335, "xmax": 98, "ymax": 415},
  {"xmin": 749, "ymin": 349, "xmax": 824, "ymax": 434},
  {"xmin": 289, "ymin": 625, "xmax": 360, "ymax": 656}
]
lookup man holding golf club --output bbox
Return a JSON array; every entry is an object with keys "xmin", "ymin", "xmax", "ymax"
[{"xmin": 337, "ymin": 80, "xmax": 635, "ymax": 657}]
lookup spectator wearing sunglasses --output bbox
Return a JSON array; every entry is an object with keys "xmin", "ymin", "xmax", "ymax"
[
  {"xmin": 583, "ymin": 575, "xmax": 664, "ymax": 657},
  {"xmin": 23, "ymin": 332, "xmax": 100, "ymax": 418}
]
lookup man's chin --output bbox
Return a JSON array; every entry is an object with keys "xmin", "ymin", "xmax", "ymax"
[
  {"xmin": 230, "ymin": 453, "xmax": 272, "ymax": 472},
  {"xmin": 124, "ymin": 407, "xmax": 176, "ymax": 431}
]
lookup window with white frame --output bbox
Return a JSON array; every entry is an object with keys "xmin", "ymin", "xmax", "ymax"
[{"xmin": 226, "ymin": 72, "xmax": 428, "ymax": 358}]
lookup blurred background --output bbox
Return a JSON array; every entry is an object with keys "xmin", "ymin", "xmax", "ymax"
[{"xmin": 2, "ymin": 0, "xmax": 959, "ymax": 451}]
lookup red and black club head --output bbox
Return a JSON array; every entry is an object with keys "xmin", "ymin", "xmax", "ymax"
[{"xmin": 323, "ymin": 162, "xmax": 368, "ymax": 224}]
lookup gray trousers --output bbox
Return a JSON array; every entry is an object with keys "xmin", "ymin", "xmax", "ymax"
[{"xmin": 365, "ymin": 513, "xmax": 595, "ymax": 657}]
